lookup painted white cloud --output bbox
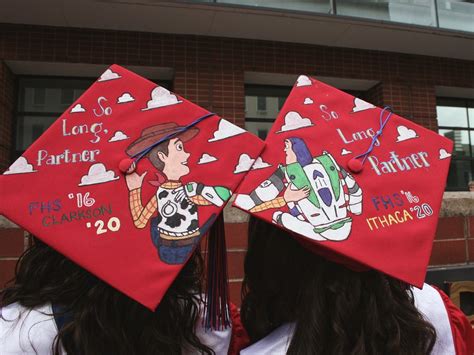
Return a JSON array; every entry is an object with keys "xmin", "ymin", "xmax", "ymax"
[
  {"xmin": 352, "ymin": 98, "xmax": 375, "ymax": 113},
  {"xmin": 341, "ymin": 148, "xmax": 352, "ymax": 156},
  {"xmin": 396, "ymin": 125, "xmax": 419, "ymax": 142},
  {"xmin": 277, "ymin": 111, "xmax": 314, "ymax": 133},
  {"xmin": 3, "ymin": 157, "xmax": 36, "ymax": 175},
  {"xmin": 79, "ymin": 163, "xmax": 119, "ymax": 186},
  {"xmin": 198, "ymin": 153, "xmax": 218, "ymax": 165},
  {"xmin": 108, "ymin": 130, "xmax": 129, "ymax": 142},
  {"xmin": 234, "ymin": 154, "xmax": 255, "ymax": 174},
  {"xmin": 70, "ymin": 103, "xmax": 85, "ymax": 113},
  {"xmin": 209, "ymin": 119, "xmax": 246, "ymax": 142},
  {"xmin": 117, "ymin": 92, "xmax": 135, "ymax": 104},
  {"xmin": 98, "ymin": 68, "xmax": 121, "ymax": 82},
  {"xmin": 142, "ymin": 86, "xmax": 182, "ymax": 111},
  {"xmin": 304, "ymin": 97, "xmax": 313, "ymax": 105},
  {"xmin": 439, "ymin": 148, "xmax": 452, "ymax": 160},
  {"xmin": 251, "ymin": 157, "xmax": 271, "ymax": 171},
  {"xmin": 296, "ymin": 75, "xmax": 312, "ymax": 87}
]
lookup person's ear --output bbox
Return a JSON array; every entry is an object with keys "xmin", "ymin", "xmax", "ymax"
[{"xmin": 157, "ymin": 151, "xmax": 167, "ymax": 163}]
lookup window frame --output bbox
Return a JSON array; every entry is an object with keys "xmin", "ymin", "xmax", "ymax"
[
  {"xmin": 245, "ymin": 84, "xmax": 293, "ymax": 139},
  {"xmin": 244, "ymin": 83, "xmax": 368, "ymax": 139},
  {"xmin": 13, "ymin": 75, "xmax": 96, "ymax": 160},
  {"xmin": 12, "ymin": 75, "xmax": 172, "ymax": 162},
  {"xmin": 436, "ymin": 96, "xmax": 474, "ymax": 191}
]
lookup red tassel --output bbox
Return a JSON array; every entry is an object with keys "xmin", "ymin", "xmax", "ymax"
[{"xmin": 203, "ymin": 213, "xmax": 231, "ymax": 331}]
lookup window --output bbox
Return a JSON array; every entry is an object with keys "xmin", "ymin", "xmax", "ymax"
[
  {"xmin": 257, "ymin": 96, "xmax": 267, "ymax": 111},
  {"xmin": 216, "ymin": 0, "xmax": 332, "ymax": 14},
  {"xmin": 437, "ymin": 0, "xmax": 474, "ymax": 32},
  {"xmin": 437, "ymin": 98, "xmax": 474, "ymax": 190},
  {"xmin": 336, "ymin": 0, "xmax": 434, "ymax": 27},
  {"xmin": 15, "ymin": 77, "xmax": 94, "ymax": 159},
  {"xmin": 14, "ymin": 76, "xmax": 172, "ymax": 160},
  {"xmin": 245, "ymin": 85, "xmax": 293, "ymax": 140},
  {"xmin": 196, "ymin": 0, "xmax": 474, "ymax": 32},
  {"xmin": 245, "ymin": 84, "xmax": 367, "ymax": 140}
]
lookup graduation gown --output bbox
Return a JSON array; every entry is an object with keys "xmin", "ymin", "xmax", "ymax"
[{"xmin": 0, "ymin": 301, "xmax": 249, "ymax": 355}]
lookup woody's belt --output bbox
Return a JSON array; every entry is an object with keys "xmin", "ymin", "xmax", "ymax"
[
  {"xmin": 159, "ymin": 230, "xmax": 200, "ymax": 247},
  {"xmin": 159, "ymin": 235, "xmax": 197, "ymax": 247}
]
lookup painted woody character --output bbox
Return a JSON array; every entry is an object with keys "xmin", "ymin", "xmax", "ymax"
[
  {"xmin": 236, "ymin": 137, "xmax": 363, "ymax": 241},
  {"xmin": 125, "ymin": 123, "xmax": 231, "ymax": 265}
]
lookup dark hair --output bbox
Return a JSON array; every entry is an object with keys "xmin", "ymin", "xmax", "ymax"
[
  {"xmin": 1, "ymin": 237, "xmax": 214, "ymax": 355},
  {"xmin": 287, "ymin": 137, "xmax": 312, "ymax": 167},
  {"xmin": 241, "ymin": 217, "xmax": 437, "ymax": 355},
  {"xmin": 148, "ymin": 140, "xmax": 170, "ymax": 171}
]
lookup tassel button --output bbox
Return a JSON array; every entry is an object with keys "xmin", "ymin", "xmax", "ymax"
[
  {"xmin": 119, "ymin": 158, "xmax": 136, "ymax": 174},
  {"xmin": 347, "ymin": 158, "xmax": 363, "ymax": 174}
]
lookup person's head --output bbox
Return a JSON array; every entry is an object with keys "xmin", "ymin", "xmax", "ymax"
[
  {"xmin": 0, "ymin": 237, "xmax": 213, "ymax": 355},
  {"xmin": 284, "ymin": 138, "xmax": 312, "ymax": 166},
  {"xmin": 241, "ymin": 217, "xmax": 437, "ymax": 355},
  {"xmin": 148, "ymin": 137, "xmax": 191, "ymax": 180}
]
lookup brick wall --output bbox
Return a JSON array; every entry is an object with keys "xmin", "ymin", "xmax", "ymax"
[
  {"xmin": 2, "ymin": 216, "xmax": 473, "ymax": 306},
  {"xmin": 0, "ymin": 23, "xmax": 473, "ymax": 306},
  {"xmin": 0, "ymin": 24, "xmax": 472, "ymax": 148},
  {"xmin": 0, "ymin": 222, "xmax": 28, "ymax": 290},
  {"xmin": 432, "ymin": 216, "xmax": 474, "ymax": 265},
  {"xmin": 0, "ymin": 60, "xmax": 15, "ymax": 172}
]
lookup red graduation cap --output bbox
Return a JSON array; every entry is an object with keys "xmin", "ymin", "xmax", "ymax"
[
  {"xmin": 234, "ymin": 75, "xmax": 453, "ymax": 287},
  {"xmin": 0, "ymin": 65, "xmax": 265, "ymax": 319}
]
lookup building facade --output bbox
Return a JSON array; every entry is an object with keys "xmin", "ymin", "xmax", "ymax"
[{"xmin": 0, "ymin": 0, "xmax": 473, "ymax": 308}]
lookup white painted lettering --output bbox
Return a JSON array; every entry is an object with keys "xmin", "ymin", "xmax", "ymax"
[
  {"xmin": 61, "ymin": 119, "xmax": 104, "ymax": 143},
  {"xmin": 369, "ymin": 151, "xmax": 431, "ymax": 176},
  {"xmin": 36, "ymin": 149, "xmax": 101, "ymax": 166}
]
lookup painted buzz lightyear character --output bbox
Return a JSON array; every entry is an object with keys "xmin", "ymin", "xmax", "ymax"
[
  {"xmin": 125, "ymin": 123, "xmax": 231, "ymax": 265},
  {"xmin": 236, "ymin": 137, "xmax": 363, "ymax": 241}
]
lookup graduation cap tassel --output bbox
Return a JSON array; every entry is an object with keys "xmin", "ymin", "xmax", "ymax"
[
  {"xmin": 119, "ymin": 112, "xmax": 216, "ymax": 174},
  {"xmin": 347, "ymin": 106, "xmax": 393, "ymax": 174},
  {"xmin": 204, "ymin": 213, "xmax": 231, "ymax": 331}
]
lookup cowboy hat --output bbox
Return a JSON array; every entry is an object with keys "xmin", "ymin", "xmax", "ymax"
[{"xmin": 126, "ymin": 122, "xmax": 199, "ymax": 157}]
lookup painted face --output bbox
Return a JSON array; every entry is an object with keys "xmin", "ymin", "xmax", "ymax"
[
  {"xmin": 284, "ymin": 139, "xmax": 297, "ymax": 165},
  {"xmin": 159, "ymin": 138, "xmax": 191, "ymax": 179}
]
